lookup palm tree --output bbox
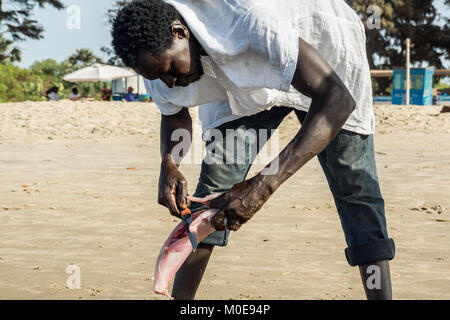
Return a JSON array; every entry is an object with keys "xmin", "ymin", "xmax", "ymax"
[
  {"xmin": 0, "ymin": 34, "xmax": 21, "ymax": 64},
  {"xmin": 68, "ymin": 48, "xmax": 102, "ymax": 69}
]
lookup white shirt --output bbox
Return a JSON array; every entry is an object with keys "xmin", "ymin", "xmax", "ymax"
[
  {"xmin": 48, "ymin": 92, "xmax": 61, "ymax": 101},
  {"xmin": 69, "ymin": 93, "xmax": 82, "ymax": 100},
  {"xmin": 144, "ymin": 75, "xmax": 241, "ymax": 133},
  {"xmin": 146, "ymin": 0, "xmax": 375, "ymax": 135}
]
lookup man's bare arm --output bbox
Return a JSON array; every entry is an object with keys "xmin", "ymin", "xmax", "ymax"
[
  {"xmin": 160, "ymin": 108, "xmax": 192, "ymax": 163},
  {"xmin": 159, "ymin": 108, "xmax": 193, "ymax": 217},
  {"xmin": 210, "ymin": 37, "xmax": 356, "ymax": 230},
  {"xmin": 260, "ymin": 37, "xmax": 356, "ymax": 190}
]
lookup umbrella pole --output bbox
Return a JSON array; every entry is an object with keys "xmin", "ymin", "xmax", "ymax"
[{"xmin": 137, "ymin": 74, "xmax": 140, "ymax": 99}]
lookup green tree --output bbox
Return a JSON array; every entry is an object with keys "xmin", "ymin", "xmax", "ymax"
[
  {"xmin": 0, "ymin": 33, "xmax": 20, "ymax": 64},
  {"xmin": 30, "ymin": 58, "xmax": 63, "ymax": 77},
  {"xmin": 0, "ymin": 0, "xmax": 64, "ymax": 63},
  {"xmin": 100, "ymin": 46, "xmax": 126, "ymax": 67},
  {"xmin": 346, "ymin": 0, "xmax": 450, "ymax": 93},
  {"xmin": 0, "ymin": 64, "xmax": 50, "ymax": 102},
  {"xmin": 0, "ymin": 54, "xmax": 111, "ymax": 102},
  {"xmin": 105, "ymin": 0, "xmax": 132, "ymax": 25},
  {"xmin": 68, "ymin": 48, "xmax": 102, "ymax": 69}
]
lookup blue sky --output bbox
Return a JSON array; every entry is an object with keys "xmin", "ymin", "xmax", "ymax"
[
  {"xmin": 12, "ymin": 0, "xmax": 450, "ymax": 69},
  {"xmin": 16, "ymin": 0, "xmax": 114, "ymax": 68}
]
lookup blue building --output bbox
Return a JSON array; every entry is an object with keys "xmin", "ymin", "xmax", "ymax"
[
  {"xmin": 392, "ymin": 67, "xmax": 434, "ymax": 105},
  {"xmin": 112, "ymin": 74, "xmax": 150, "ymax": 102}
]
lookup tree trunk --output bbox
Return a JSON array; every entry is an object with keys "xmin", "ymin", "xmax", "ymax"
[
  {"xmin": 378, "ymin": 78, "xmax": 392, "ymax": 95},
  {"xmin": 365, "ymin": 31, "xmax": 376, "ymax": 70}
]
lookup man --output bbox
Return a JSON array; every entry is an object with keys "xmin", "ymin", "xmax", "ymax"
[
  {"xmin": 124, "ymin": 86, "xmax": 137, "ymax": 102},
  {"xmin": 40, "ymin": 86, "xmax": 61, "ymax": 101},
  {"xmin": 112, "ymin": 0, "xmax": 395, "ymax": 299},
  {"xmin": 69, "ymin": 87, "xmax": 82, "ymax": 101},
  {"xmin": 102, "ymin": 87, "xmax": 112, "ymax": 101}
]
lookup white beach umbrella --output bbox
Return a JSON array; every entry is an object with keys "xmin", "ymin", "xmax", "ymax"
[{"xmin": 63, "ymin": 63, "xmax": 136, "ymax": 82}]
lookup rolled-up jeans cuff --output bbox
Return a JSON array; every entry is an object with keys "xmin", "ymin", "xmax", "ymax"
[{"xmin": 345, "ymin": 238, "xmax": 395, "ymax": 267}]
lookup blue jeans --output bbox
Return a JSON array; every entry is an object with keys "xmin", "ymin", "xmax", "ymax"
[{"xmin": 190, "ymin": 107, "xmax": 395, "ymax": 267}]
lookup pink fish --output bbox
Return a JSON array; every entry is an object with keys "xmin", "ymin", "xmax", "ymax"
[
  {"xmin": 154, "ymin": 194, "xmax": 222, "ymax": 298},
  {"xmin": 187, "ymin": 193, "xmax": 222, "ymax": 206}
]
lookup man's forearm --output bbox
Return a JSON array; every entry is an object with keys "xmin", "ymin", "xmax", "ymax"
[
  {"xmin": 158, "ymin": 108, "xmax": 192, "ymax": 214},
  {"xmin": 160, "ymin": 108, "xmax": 193, "ymax": 166},
  {"xmin": 259, "ymin": 84, "xmax": 356, "ymax": 192},
  {"xmin": 258, "ymin": 36, "xmax": 357, "ymax": 192}
]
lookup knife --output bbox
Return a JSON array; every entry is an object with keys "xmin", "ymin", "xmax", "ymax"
[{"xmin": 181, "ymin": 208, "xmax": 198, "ymax": 252}]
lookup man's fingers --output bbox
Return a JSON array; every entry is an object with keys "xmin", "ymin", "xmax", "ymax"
[
  {"xmin": 229, "ymin": 223, "xmax": 241, "ymax": 231},
  {"xmin": 166, "ymin": 187, "xmax": 180, "ymax": 217},
  {"xmin": 175, "ymin": 180, "xmax": 189, "ymax": 210},
  {"xmin": 212, "ymin": 210, "xmax": 227, "ymax": 231},
  {"xmin": 168, "ymin": 201, "xmax": 180, "ymax": 218},
  {"xmin": 185, "ymin": 197, "xmax": 191, "ymax": 209},
  {"xmin": 227, "ymin": 213, "xmax": 243, "ymax": 231},
  {"xmin": 209, "ymin": 193, "xmax": 229, "ymax": 209},
  {"xmin": 212, "ymin": 210, "xmax": 243, "ymax": 232}
]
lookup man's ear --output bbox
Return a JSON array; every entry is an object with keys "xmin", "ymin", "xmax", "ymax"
[{"xmin": 170, "ymin": 21, "xmax": 189, "ymax": 40}]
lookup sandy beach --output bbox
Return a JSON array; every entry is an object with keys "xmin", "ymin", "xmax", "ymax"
[{"xmin": 0, "ymin": 100, "xmax": 449, "ymax": 300}]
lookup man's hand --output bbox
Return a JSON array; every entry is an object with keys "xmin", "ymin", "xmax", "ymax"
[
  {"xmin": 158, "ymin": 157, "xmax": 191, "ymax": 218},
  {"xmin": 158, "ymin": 108, "xmax": 192, "ymax": 218},
  {"xmin": 209, "ymin": 176, "xmax": 273, "ymax": 231}
]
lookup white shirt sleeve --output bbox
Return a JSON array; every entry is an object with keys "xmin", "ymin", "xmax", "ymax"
[
  {"xmin": 144, "ymin": 75, "xmax": 227, "ymax": 115},
  {"xmin": 221, "ymin": 4, "xmax": 299, "ymax": 91},
  {"xmin": 144, "ymin": 78, "xmax": 183, "ymax": 115},
  {"xmin": 144, "ymin": 77, "xmax": 239, "ymax": 133}
]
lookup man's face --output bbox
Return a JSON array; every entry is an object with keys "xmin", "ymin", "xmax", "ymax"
[{"xmin": 134, "ymin": 21, "xmax": 204, "ymax": 88}]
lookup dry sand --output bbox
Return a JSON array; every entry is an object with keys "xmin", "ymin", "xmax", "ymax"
[{"xmin": 0, "ymin": 100, "xmax": 449, "ymax": 300}]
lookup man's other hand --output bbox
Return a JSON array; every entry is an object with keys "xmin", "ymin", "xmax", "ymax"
[
  {"xmin": 158, "ymin": 158, "xmax": 191, "ymax": 218},
  {"xmin": 209, "ymin": 176, "xmax": 273, "ymax": 231}
]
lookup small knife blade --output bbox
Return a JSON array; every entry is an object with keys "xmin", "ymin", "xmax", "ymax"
[{"xmin": 181, "ymin": 208, "xmax": 198, "ymax": 252}]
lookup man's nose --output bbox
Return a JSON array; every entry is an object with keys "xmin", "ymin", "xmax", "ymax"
[{"xmin": 160, "ymin": 74, "xmax": 176, "ymax": 88}]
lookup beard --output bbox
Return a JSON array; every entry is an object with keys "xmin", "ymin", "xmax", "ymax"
[
  {"xmin": 190, "ymin": 54, "xmax": 205, "ymax": 83},
  {"xmin": 183, "ymin": 36, "xmax": 206, "ymax": 85},
  {"xmin": 175, "ymin": 54, "xmax": 204, "ymax": 87}
]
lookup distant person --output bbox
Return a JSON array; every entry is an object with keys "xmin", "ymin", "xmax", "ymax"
[
  {"xmin": 40, "ymin": 86, "xmax": 61, "ymax": 101},
  {"xmin": 124, "ymin": 86, "xmax": 136, "ymax": 102},
  {"xmin": 69, "ymin": 87, "xmax": 82, "ymax": 101},
  {"xmin": 48, "ymin": 87, "xmax": 61, "ymax": 101},
  {"xmin": 102, "ymin": 87, "xmax": 112, "ymax": 101}
]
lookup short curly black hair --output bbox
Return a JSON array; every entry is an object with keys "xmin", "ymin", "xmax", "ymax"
[{"xmin": 111, "ymin": 0, "xmax": 182, "ymax": 68}]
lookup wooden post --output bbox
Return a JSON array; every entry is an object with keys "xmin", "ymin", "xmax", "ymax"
[
  {"xmin": 406, "ymin": 38, "xmax": 411, "ymax": 106},
  {"xmin": 137, "ymin": 74, "xmax": 140, "ymax": 96}
]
